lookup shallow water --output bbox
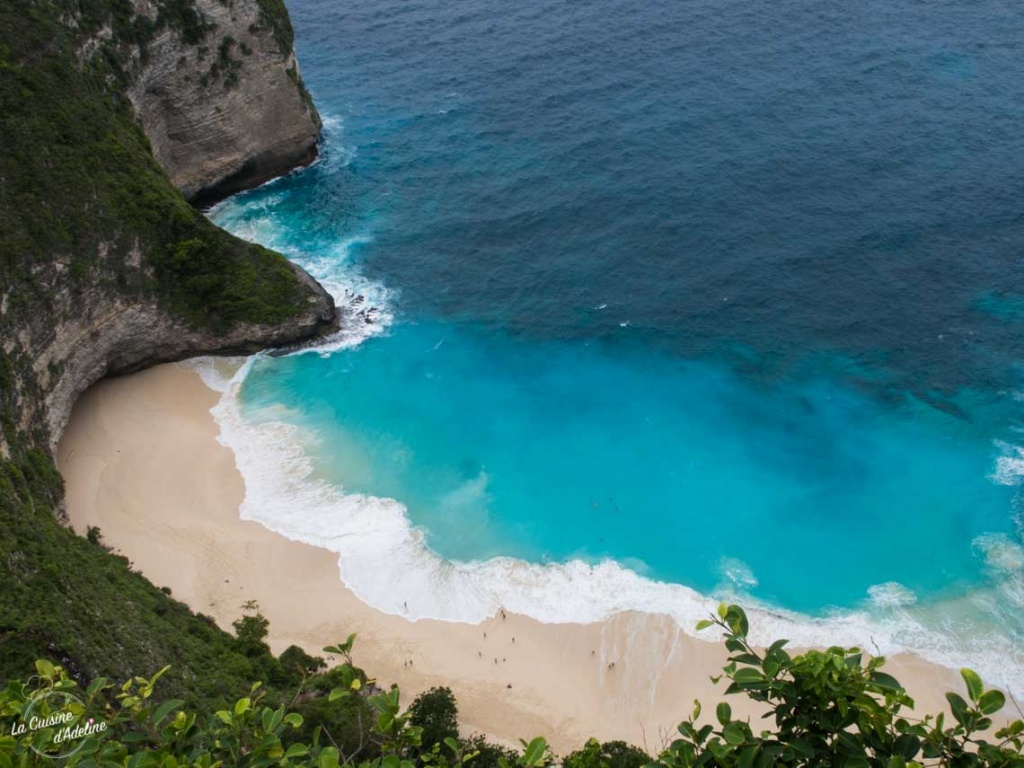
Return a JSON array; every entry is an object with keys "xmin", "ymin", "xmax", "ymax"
[{"xmin": 210, "ymin": 0, "xmax": 1024, "ymax": 689}]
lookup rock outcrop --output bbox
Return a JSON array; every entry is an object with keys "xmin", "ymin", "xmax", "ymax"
[
  {"xmin": 0, "ymin": 0, "xmax": 335, "ymax": 458},
  {"xmin": 0, "ymin": 0, "xmax": 335, "ymax": 693},
  {"xmin": 128, "ymin": 0, "xmax": 323, "ymax": 205},
  {"xmin": 34, "ymin": 261, "xmax": 335, "ymax": 449}
]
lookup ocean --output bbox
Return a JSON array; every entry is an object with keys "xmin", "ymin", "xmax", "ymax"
[{"xmin": 207, "ymin": 0, "xmax": 1024, "ymax": 690}]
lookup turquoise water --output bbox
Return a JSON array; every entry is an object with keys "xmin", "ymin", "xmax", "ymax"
[{"xmin": 210, "ymin": 0, "xmax": 1024, "ymax": 686}]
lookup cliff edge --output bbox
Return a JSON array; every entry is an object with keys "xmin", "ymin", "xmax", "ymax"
[
  {"xmin": 129, "ymin": 0, "xmax": 323, "ymax": 204},
  {"xmin": 0, "ymin": 0, "xmax": 335, "ymax": 456},
  {"xmin": 0, "ymin": 0, "xmax": 338, "ymax": 687}
]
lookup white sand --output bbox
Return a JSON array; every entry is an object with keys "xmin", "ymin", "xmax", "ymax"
[{"xmin": 57, "ymin": 363, "xmax": 965, "ymax": 753}]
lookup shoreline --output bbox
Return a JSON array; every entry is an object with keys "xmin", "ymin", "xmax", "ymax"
[{"xmin": 57, "ymin": 362, "xmax": 966, "ymax": 752}]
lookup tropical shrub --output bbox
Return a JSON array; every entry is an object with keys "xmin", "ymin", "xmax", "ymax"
[
  {"xmin": 408, "ymin": 687, "xmax": 459, "ymax": 755},
  {"xmin": 653, "ymin": 604, "xmax": 1024, "ymax": 768},
  {"xmin": 0, "ymin": 607, "xmax": 1021, "ymax": 767},
  {"xmin": 563, "ymin": 739, "xmax": 650, "ymax": 768}
]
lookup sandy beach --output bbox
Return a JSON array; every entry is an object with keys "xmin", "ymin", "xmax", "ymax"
[{"xmin": 57, "ymin": 363, "xmax": 965, "ymax": 753}]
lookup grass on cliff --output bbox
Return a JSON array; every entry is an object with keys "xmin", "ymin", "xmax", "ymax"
[
  {"xmin": 0, "ymin": 0, "xmax": 316, "ymax": 706},
  {"xmin": 0, "ymin": 0, "xmax": 307, "ymax": 332}
]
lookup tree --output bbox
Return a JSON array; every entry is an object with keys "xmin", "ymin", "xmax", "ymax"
[
  {"xmin": 460, "ymin": 733, "xmax": 520, "ymax": 768},
  {"xmin": 232, "ymin": 600, "xmax": 270, "ymax": 657},
  {"xmin": 279, "ymin": 645, "xmax": 326, "ymax": 679},
  {"xmin": 407, "ymin": 686, "xmax": 459, "ymax": 754},
  {"xmin": 564, "ymin": 739, "xmax": 650, "ymax": 768}
]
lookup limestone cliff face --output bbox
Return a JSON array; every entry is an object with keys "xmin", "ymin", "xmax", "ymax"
[
  {"xmin": 32, "ymin": 261, "xmax": 334, "ymax": 451},
  {"xmin": 0, "ymin": 0, "xmax": 335, "ymax": 461},
  {"xmin": 127, "ymin": 0, "xmax": 323, "ymax": 204},
  {"xmin": 0, "ymin": 0, "xmax": 336, "ymax": 689}
]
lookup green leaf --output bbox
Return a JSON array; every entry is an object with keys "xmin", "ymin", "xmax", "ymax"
[
  {"xmin": 234, "ymin": 697, "xmax": 251, "ymax": 716},
  {"xmin": 716, "ymin": 702, "xmax": 731, "ymax": 726},
  {"xmin": 283, "ymin": 712, "xmax": 304, "ymax": 728},
  {"xmin": 695, "ymin": 619, "xmax": 714, "ymax": 632},
  {"xmin": 730, "ymin": 654, "xmax": 760, "ymax": 666},
  {"xmin": 945, "ymin": 692, "xmax": 969, "ymax": 727},
  {"xmin": 960, "ymin": 668, "xmax": 983, "ymax": 703},
  {"xmin": 262, "ymin": 706, "xmax": 286, "ymax": 734},
  {"xmin": 732, "ymin": 668, "xmax": 765, "ymax": 684},
  {"xmin": 152, "ymin": 698, "xmax": 185, "ymax": 725},
  {"xmin": 871, "ymin": 672, "xmax": 903, "ymax": 692},
  {"xmin": 284, "ymin": 744, "xmax": 309, "ymax": 759},
  {"xmin": 737, "ymin": 746, "xmax": 759, "ymax": 768},
  {"xmin": 215, "ymin": 710, "xmax": 232, "ymax": 725},
  {"xmin": 893, "ymin": 734, "xmax": 920, "ymax": 760},
  {"xmin": 34, "ymin": 659, "xmax": 56, "ymax": 678},
  {"xmin": 723, "ymin": 722, "xmax": 746, "ymax": 745},
  {"xmin": 978, "ymin": 689, "xmax": 1005, "ymax": 715},
  {"xmin": 148, "ymin": 665, "xmax": 171, "ymax": 687},
  {"xmin": 319, "ymin": 747, "xmax": 340, "ymax": 768},
  {"xmin": 790, "ymin": 739, "xmax": 813, "ymax": 758},
  {"xmin": 523, "ymin": 737, "xmax": 548, "ymax": 767},
  {"xmin": 725, "ymin": 606, "xmax": 749, "ymax": 637}
]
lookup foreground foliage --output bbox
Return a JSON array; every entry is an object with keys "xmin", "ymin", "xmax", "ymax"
[
  {"xmin": 1, "ymin": 606, "xmax": 1021, "ymax": 767},
  {"xmin": 658, "ymin": 605, "xmax": 1024, "ymax": 767}
]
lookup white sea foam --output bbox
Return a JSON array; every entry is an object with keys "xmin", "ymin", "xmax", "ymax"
[
  {"xmin": 867, "ymin": 582, "xmax": 917, "ymax": 608},
  {"xmin": 193, "ymin": 127, "xmax": 1024, "ymax": 697},
  {"xmin": 718, "ymin": 557, "xmax": 759, "ymax": 590},
  {"xmin": 990, "ymin": 440, "xmax": 1024, "ymax": 486},
  {"xmin": 974, "ymin": 533, "xmax": 1024, "ymax": 573},
  {"xmin": 209, "ymin": 193, "xmax": 394, "ymax": 353},
  {"xmin": 184, "ymin": 350, "xmax": 1024, "ymax": 695}
]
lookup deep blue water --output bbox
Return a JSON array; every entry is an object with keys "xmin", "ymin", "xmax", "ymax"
[{"xmin": 211, "ymin": 0, "xmax": 1024, "ymax": 680}]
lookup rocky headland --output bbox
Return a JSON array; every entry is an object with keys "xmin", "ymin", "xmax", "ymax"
[{"xmin": 0, "ymin": 0, "xmax": 336, "ymax": 688}]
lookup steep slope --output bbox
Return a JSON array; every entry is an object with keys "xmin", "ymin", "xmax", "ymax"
[
  {"xmin": 0, "ymin": 0, "xmax": 334, "ymax": 699},
  {"xmin": 127, "ymin": 0, "xmax": 323, "ymax": 204}
]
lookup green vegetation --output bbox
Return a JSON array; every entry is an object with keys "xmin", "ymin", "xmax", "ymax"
[
  {"xmin": 210, "ymin": 35, "xmax": 244, "ymax": 89},
  {"xmin": 0, "ymin": 0, "xmax": 315, "ymax": 709},
  {"xmin": 0, "ymin": 0, "xmax": 1021, "ymax": 766},
  {"xmin": 407, "ymin": 688, "xmax": 459, "ymax": 758},
  {"xmin": 155, "ymin": 0, "xmax": 215, "ymax": 45},
  {"xmin": 658, "ymin": 605, "xmax": 1024, "ymax": 766},
  {"xmin": 1, "ymin": 607, "xmax": 1022, "ymax": 767},
  {"xmin": 563, "ymin": 740, "xmax": 649, "ymax": 768},
  {"xmin": 251, "ymin": 0, "xmax": 296, "ymax": 54},
  {"xmin": 0, "ymin": 0, "xmax": 307, "ymax": 333}
]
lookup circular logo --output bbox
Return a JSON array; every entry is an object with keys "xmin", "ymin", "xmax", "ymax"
[{"xmin": 20, "ymin": 689, "xmax": 105, "ymax": 759}]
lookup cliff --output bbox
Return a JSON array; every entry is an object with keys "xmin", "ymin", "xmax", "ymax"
[
  {"xmin": 0, "ymin": 0, "xmax": 335, "ymax": 455},
  {"xmin": 127, "ymin": 0, "xmax": 323, "ymax": 204},
  {"xmin": 0, "ymin": 0, "xmax": 335, "ymax": 691}
]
